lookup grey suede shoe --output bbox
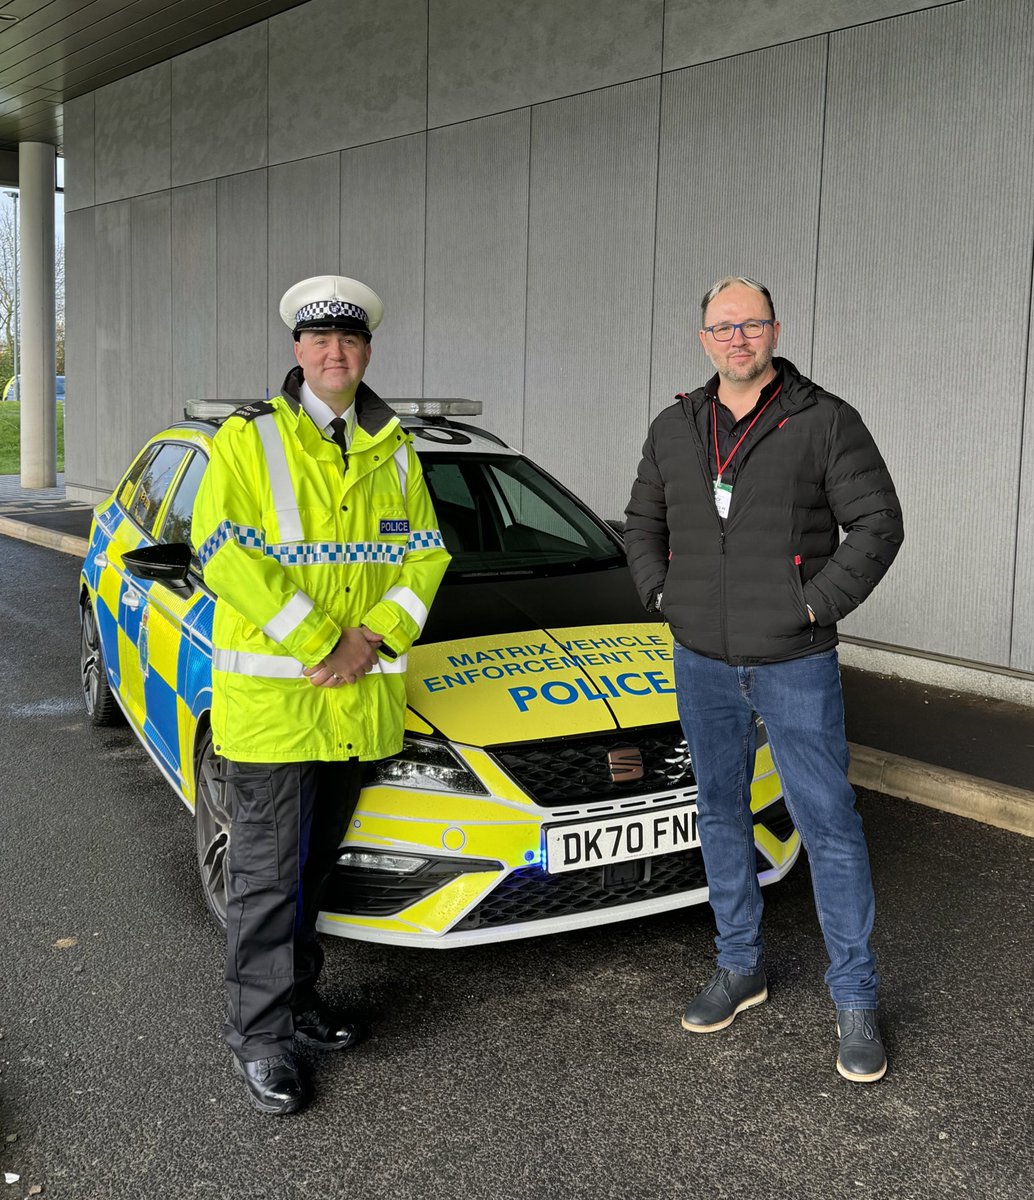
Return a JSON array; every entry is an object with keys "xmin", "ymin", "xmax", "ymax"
[
  {"xmin": 681, "ymin": 966, "xmax": 768, "ymax": 1033},
  {"xmin": 836, "ymin": 1008, "xmax": 887, "ymax": 1083}
]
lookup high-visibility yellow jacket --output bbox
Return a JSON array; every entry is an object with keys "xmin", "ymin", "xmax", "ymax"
[{"xmin": 191, "ymin": 370, "xmax": 450, "ymax": 763}]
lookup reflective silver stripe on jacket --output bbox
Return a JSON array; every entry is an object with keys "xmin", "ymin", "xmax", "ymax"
[
  {"xmin": 393, "ymin": 443, "xmax": 409, "ymax": 496},
  {"xmin": 198, "ymin": 521, "xmax": 406, "ymax": 567},
  {"xmin": 383, "ymin": 584, "xmax": 428, "ymax": 632},
  {"xmin": 256, "ymin": 413, "xmax": 304, "ymax": 542},
  {"xmin": 262, "ymin": 590, "xmax": 315, "ymax": 643},
  {"xmin": 213, "ymin": 648, "xmax": 306, "ymax": 677},
  {"xmin": 213, "ymin": 648, "xmax": 408, "ymax": 677}
]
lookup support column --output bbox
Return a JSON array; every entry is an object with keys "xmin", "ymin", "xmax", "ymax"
[{"xmin": 19, "ymin": 142, "xmax": 56, "ymax": 489}]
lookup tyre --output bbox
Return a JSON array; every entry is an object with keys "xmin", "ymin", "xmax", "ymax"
[
  {"xmin": 80, "ymin": 596, "xmax": 123, "ymax": 726},
  {"xmin": 194, "ymin": 724, "xmax": 230, "ymax": 929}
]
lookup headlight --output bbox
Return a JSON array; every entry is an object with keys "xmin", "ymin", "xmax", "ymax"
[{"xmin": 367, "ymin": 737, "xmax": 488, "ymax": 795}]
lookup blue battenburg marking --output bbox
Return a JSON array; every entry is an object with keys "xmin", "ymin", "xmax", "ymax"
[
  {"xmin": 143, "ymin": 668, "xmax": 183, "ymax": 778},
  {"xmin": 96, "ymin": 599, "xmax": 121, "ymax": 686},
  {"xmin": 183, "ymin": 595, "xmax": 215, "ymax": 642},
  {"xmin": 179, "ymin": 597, "xmax": 215, "ymax": 714},
  {"xmin": 95, "ymin": 504, "xmax": 123, "ymax": 539},
  {"xmin": 408, "ymin": 529, "xmax": 444, "ymax": 551}
]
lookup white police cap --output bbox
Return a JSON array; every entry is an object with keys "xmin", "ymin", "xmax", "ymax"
[{"xmin": 279, "ymin": 275, "xmax": 385, "ymax": 337}]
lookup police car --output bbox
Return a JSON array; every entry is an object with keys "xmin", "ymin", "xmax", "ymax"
[{"xmin": 79, "ymin": 400, "xmax": 800, "ymax": 946}]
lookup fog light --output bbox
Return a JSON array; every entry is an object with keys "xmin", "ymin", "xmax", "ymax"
[{"xmin": 337, "ymin": 849, "xmax": 429, "ymax": 874}]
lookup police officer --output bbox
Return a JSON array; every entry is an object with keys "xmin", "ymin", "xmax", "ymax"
[{"xmin": 192, "ymin": 276, "xmax": 450, "ymax": 1114}]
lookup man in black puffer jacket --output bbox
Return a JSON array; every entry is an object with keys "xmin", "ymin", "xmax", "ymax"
[{"xmin": 625, "ymin": 276, "xmax": 903, "ymax": 1084}]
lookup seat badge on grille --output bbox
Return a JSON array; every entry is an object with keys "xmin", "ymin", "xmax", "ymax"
[{"xmin": 607, "ymin": 744, "xmax": 644, "ymax": 784}]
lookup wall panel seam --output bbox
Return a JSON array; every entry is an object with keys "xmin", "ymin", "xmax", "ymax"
[
  {"xmin": 646, "ymin": 72, "xmax": 664, "ymax": 435},
  {"xmin": 421, "ymin": 131, "xmax": 428, "ymax": 397},
  {"xmin": 809, "ymin": 34, "xmax": 830, "ymax": 378},
  {"xmin": 521, "ymin": 105, "xmax": 533, "ymax": 452},
  {"xmin": 1008, "ymin": 203, "xmax": 1034, "ymax": 665}
]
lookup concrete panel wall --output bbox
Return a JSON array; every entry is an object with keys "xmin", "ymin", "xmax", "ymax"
[
  {"xmin": 664, "ymin": 0, "xmax": 952, "ymax": 70},
  {"xmin": 62, "ymin": 208, "xmax": 96, "ymax": 489},
  {"xmin": 651, "ymin": 39, "xmax": 826, "ymax": 420},
  {"xmin": 267, "ymin": 0, "xmax": 427, "ymax": 165},
  {"xmin": 216, "ymin": 171, "xmax": 268, "ymax": 400},
  {"xmin": 129, "ymin": 194, "xmax": 172, "ymax": 455},
  {"xmin": 171, "ymin": 183, "xmax": 218, "ymax": 415},
  {"xmin": 428, "ymin": 0, "xmax": 663, "ymax": 127},
  {"xmin": 62, "ymin": 95, "xmax": 94, "ymax": 212},
  {"xmin": 171, "ymin": 24, "xmax": 268, "ymax": 186},
  {"xmin": 94, "ymin": 65, "xmax": 171, "ymax": 205},
  {"xmin": 424, "ymin": 111, "xmax": 531, "ymax": 451},
  {"xmin": 92, "ymin": 202, "xmax": 133, "ymax": 485},
  {"xmin": 340, "ymin": 135, "xmax": 426, "ymax": 400},
  {"xmin": 814, "ymin": 0, "xmax": 1034, "ymax": 664},
  {"xmin": 524, "ymin": 80, "xmax": 660, "ymax": 518}
]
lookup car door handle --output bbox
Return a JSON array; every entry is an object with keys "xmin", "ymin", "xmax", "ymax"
[
  {"xmin": 123, "ymin": 590, "xmax": 142, "ymax": 611},
  {"xmin": 95, "ymin": 552, "xmax": 108, "ymax": 568}
]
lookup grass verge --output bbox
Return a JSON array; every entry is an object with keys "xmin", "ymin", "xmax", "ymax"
[{"xmin": 0, "ymin": 400, "xmax": 65, "ymax": 474}]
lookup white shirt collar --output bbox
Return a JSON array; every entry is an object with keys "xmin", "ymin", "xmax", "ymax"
[{"xmin": 299, "ymin": 379, "xmax": 353, "ymax": 437}]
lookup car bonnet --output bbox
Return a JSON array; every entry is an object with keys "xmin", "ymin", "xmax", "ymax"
[{"xmin": 406, "ymin": 621, "xmax": 675, "ymax": 744}]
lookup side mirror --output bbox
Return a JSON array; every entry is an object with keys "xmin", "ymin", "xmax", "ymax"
[{"xmin": 123, "ymin": 543, "xmax": 195, "ymax": 597}]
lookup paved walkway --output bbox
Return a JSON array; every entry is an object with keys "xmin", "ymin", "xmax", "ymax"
[{"xmin": 2, "ymin": 473, "xmax": 1032, "ymax": 839}]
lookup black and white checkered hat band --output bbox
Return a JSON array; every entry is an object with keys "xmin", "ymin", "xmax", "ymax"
[{"xmin": 295, "ymin": 300, "xmax": 369, "ymax": 326}]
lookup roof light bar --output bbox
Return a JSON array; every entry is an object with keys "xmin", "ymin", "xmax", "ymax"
[
  {"xmin": 389, "ymin": 399, "xmax": 483, "ymax": 417},
  {"xmin": 184, "ymin": 399, "xmax": 248, "ymax": 420}
]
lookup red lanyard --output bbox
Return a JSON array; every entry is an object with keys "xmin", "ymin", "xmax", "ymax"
[{"xmin": 712, "ymin": 383, "xmax": 783, "ymax": 483}]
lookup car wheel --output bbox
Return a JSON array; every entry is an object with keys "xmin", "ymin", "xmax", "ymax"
[
  {"xmin": 194, "ymin": 725, "xmax": 230, "ymax": 929},
  {"xmin": 80, "ymin": 596, "xmax": 122, "ymax": 726}
]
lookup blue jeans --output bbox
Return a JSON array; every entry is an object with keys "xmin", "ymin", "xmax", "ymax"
[{"xmin": 673, "ymin": 644, "xmax": 879, "ymax": 1009}]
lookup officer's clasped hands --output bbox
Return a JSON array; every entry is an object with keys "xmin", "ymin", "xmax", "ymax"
[{"xmin": 304, "ymin": 625, "xmax": 383, "ymax": 687}]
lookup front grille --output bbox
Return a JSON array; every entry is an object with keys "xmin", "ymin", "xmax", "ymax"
[
  {"xmin": 452, "ymin": 848, "xmax": 712, "ymax": 931},
  {"xmin": 490, "ymin": 722, "xmax": 693, "ymax": 806}
]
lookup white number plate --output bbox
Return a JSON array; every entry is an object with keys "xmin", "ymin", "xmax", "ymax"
[{"xmin": 544, "ymin": 804, "xmax": 699, "ymax": 874}]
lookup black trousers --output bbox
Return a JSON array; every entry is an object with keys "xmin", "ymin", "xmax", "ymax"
[{"xmin": 222, "ymin": 758, "xmax": 362, "ymax": 1060}]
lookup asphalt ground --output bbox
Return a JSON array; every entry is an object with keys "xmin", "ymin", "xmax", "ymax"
[{"xmin": 2, "ymin": 533, "xmax": 1034, "ymax": 1200}]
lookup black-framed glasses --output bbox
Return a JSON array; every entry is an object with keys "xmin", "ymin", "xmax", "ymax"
[{"xmin": 702, "ymin": 319, "xmax": 775, "ymax": 341}]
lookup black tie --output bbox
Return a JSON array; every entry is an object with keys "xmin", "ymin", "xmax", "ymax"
[{"xmin": 329, "ymin": 417, "xmax": 348, "ymax": 467}]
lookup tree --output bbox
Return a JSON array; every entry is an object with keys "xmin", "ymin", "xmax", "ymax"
[
  {"xmin": 0, "ymin": 199, "xmax": 15, "ymax": 387},
  {"xmin": 0, "ymin": 193, "xmax": 64, "ymax": 392}
]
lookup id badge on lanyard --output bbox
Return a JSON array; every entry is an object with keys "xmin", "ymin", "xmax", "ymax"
[
  {"xmin": 713, "ymin": 478, "xmax": 733, "ymax": 518},
  {"xmin": 711, "ymin": 384, "xmax": 783, "ymax": 518}
]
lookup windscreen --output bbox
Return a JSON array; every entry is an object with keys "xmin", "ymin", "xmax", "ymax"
[{"xmin": 422, "ymin": 454, "xmax": 623, "ymax": 576}]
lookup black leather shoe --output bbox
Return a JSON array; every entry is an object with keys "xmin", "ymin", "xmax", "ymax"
[
  {"xmin": 293, "ymin": 1001, "xmax": 363, "ymax": 1052},
  {"xmin": 836, "ymin": 1008, "xmax": 887, "ymax": 1083},
  {"xmin": 232, "ymin": 1052, "xmax": 309, "ymax": 1115},
  {"xmin": 681, "ymin": 966, "xmax": 768, "ymax": 1033}
]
